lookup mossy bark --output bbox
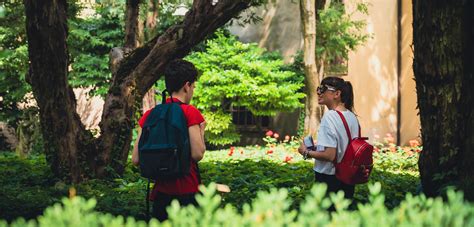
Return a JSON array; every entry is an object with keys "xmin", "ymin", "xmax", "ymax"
[
  {"xmin": 24, "ymin": 0, "xmax": 96, "ymax": 183},
  {"xmin": 413, "ymin": 0, "xmax": 474, "ymax": 198}
]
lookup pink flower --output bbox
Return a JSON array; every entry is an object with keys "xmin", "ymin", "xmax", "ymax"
[
  {"xmin": 273, "ymin": 133, "xmax": 280, "ymax": 139},
  {"xmin": 265, "ymin": 130, "xmax": 274, "ymax": 137},
  {"xmin": 284, "ymin": 135, "xmax": 290, "ymax": 141},
  {"xmin": 385, "ymin": 133, "xmax": 395, "ymax": 144}
]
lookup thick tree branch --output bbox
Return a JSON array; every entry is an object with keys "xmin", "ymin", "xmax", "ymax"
[
  {"xmin": 134, "ymin": 0, "xmax": 253, "ymax": 94},
  {"xmin": 98, "ymin": 0, "xmax": 254, "ymax": 176}
]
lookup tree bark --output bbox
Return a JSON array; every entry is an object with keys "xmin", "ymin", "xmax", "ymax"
[
  {"xmin": 124, "ymin": 0, "xmax": 141, "ymax": 49},
  {"xmin": 145, "ymin": 0, "xmax": 159, "ymax": 41},
  {"xmin": 142, "ymin": 0, "xmax": 160, "ymax": 113},
  {"xmin": 300, "ymin": 0, "xmax": 323, "ymax": 137},
  {"xmin": 24, "ymin": 0, "xmax": 96, "ymax": 183},
  {"xmin": 413, "ymin": 0, "xmax": 474, "ymax": 199},
  {"xmin": 25, "ymin": 0, "xmax": 255, "ymax": 182}
]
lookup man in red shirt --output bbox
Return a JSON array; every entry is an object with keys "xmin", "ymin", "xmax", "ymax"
[{"xmin": 132, "ymin": 59, "xmax": 206, "ymax": 221}]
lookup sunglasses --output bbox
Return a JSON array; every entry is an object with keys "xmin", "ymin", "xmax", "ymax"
[{"xmin": 317, "ymin": 84, "xmax": 337, "ymax": 95}]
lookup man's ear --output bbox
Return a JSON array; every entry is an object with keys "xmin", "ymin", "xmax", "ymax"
[{"xmin": 183, "ymin": 81, "xmax": 190, "ymax": 92}]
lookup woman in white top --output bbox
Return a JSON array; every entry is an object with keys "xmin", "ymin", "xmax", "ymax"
[{"xmin": 298, "ymin": 76, "xmax": 359, "ymax": 199}]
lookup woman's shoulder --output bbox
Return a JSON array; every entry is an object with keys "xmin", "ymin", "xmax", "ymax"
[
  {"xmin": 323, "ymin": 110, "xmax": 340, "ymax": 119},
  {"xmin": 323, "ymin": 110, "xmax": 357, "ymax": 123}
]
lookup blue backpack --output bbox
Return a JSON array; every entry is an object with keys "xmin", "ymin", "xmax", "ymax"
[{"xmin": 138, "ymin": 93, "xmax": 191, "ymax": 180}]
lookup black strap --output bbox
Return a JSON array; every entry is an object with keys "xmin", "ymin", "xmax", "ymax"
[
  {"xmin": 146, "ymin": 178, "xmax": 151, "ymax": 221},
  {"xmin": 161, "ymin": 89, "xmax": 168, "ymax": 104},
  {"xmin": 196, "ymin": 162, "xmax": 202, "ymax": 184}
]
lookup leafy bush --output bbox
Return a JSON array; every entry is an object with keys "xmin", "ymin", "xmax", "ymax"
[
  {"xmin": 2, "ymin": 183, "xmax": 473, "ymax": 227},
  {"xmin": 0, "ymin": 1, "xmax": 30, "ymax": 126},
  {"xmin": 68, "ymin": 4, "xmax": 125, "ymax": 97},
  {"xmin": 1, "ymin": 144, "xmax": 420, "ymax": 221},
  {"xmin": 0, "ymin": 154, "xmax": 146, "ymax": 222},
  {"xmin": 186, "ymin": 31, "xmax": 305, "ymax": 145}
]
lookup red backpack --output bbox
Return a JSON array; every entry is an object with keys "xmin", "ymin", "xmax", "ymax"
[{"xmin": 334, "ymin": 111, "xmax": 374, "ymax": 185}]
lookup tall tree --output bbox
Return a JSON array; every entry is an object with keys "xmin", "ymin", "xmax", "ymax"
[
  {"xmin": 300, "ymin": 0, "xmax": 320, "ymax": 137},
  {"xmin": 413, "ymin": 0, "xmax": 474, "ymax": 198},
  {"xmin": 124, "ymin": 0, "xmax": 141, "ymax": 49},
  {"xmin": 24, "ymin": 0, "xmax": 259, "ymax": 183},
  {"xmin": 141, "ymin": 0, "xmax": 160, "ymax": 113},
  {"xmin": 299, "ymin": 0, "xmax": 330, "ymax": 136}
]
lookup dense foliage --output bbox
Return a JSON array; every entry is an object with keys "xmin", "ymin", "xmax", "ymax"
[
  {"xmin": 0, "ymin": 1, "xmax": 31, "ymax": 126},
  {"xmin": 68, "ymin": 4, "xmax": 124, "ymax": 97},
  {"xmin": 0, "ymin": 139, "xmax": 421, "ymax": 222},
  {"xmin": 186, "ymin": 32, "xmax": 305, "ymax": 145},
  {"xmin": 2, "ymin": 183, "xmax": 473, "ymax": 226},
  {"xmin": 0, "ymin": 0, "xmax": 82, "ymax": 126}
]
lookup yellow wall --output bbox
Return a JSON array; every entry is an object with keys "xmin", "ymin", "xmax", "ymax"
[{"xmin": 230, "ymin": 0, "xmax": 421, "ymax": 145}]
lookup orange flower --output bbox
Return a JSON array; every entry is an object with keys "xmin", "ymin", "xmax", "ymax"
[
  {"xmin": 389, "ymin": 145, "xmax": 396, "ymax": 152},
  {"xmin": 409, "ymin": 139, "xmax": 420, "ymax": 147},
  {"xmin": 284, "ymin": 156, "xmax": 293, "ymax": 163},
  {"xmin": 266, "ymin": 150, "xmax": 273, "ymax": 154}
]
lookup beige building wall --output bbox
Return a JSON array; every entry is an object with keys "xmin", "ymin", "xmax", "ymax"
[
  {"xmin": 230, "ymin": 0, "xmax": 420, "ymax": 145},
  {"xmin": 345, "ymin": 0, "xmax": 399, "ymax": 142},
  {"xmin": 400, "ymin": 0, "xmax": 421, "ymax": 143}
]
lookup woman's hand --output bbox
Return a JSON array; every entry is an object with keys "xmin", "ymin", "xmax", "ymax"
[{"xmin": 298, "ymin": 141, "xmax": 307, "ymax": 156}]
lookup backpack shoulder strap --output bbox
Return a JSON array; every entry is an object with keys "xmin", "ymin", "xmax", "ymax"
[{"xmin": 335, "ymin": 110, "xmax": 352, "ymax": 144}]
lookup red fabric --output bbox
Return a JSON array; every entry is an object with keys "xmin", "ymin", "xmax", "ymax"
[{"xmin": 138, "ymin": 97, "xmax": 205, "ymax": 197}]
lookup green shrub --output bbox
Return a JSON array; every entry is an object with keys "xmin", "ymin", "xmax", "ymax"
[
  {"xmin": 2, "ymin": 183, "xmax": 473, "ymax": 227},
  {"xmin": 186, "ymin": 31, "xmax": 305, "ymax": 146}
]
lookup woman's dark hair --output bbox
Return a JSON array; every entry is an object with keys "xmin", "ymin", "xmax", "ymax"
[
  {"xmin": 321, "ymin": 76, "xmax": 354, "ymax": 112},
  {"xmin": 164, "ymin": 59, "xmax": 198, "ymax": 93}
]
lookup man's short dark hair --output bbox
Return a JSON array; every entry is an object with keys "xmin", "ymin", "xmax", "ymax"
[{"xmin": 164, "ymin": 59, "xmax": 198, "ymax": 93}]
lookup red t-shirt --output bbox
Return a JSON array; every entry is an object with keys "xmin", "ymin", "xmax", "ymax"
[{"xmin": 139, "ymin": 98, "xmax": 205, "ymax": 198}]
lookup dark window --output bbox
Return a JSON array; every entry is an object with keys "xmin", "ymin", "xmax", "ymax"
[{"xmin": 229, "ymin": 105, "xmax": 270, "ymax": 130}]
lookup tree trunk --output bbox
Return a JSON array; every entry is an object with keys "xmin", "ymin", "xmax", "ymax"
[
  {"xmin": 124, "ymin": 0, "xmax": 141, "ymax": 49},
  {"xmin": 24, "ymin": 0, "xmax": 96, "ymax": 183},
  {"xmin": 145, "ymin": 0, "xmax": 159, "ymax": 41},
  {"xmin": 142, "ymin": 0, "xmax": 159, "ymax": 113},
  {"xmin": 413, "ymin": 0, "xmax": 474, "ymax": 199},
  {"xmin": 300, "ymin": 0, "xmax": 322, "ymax": 137},
  {"xmin": 25, "ymin": 0, "xmax": 255, "ymax": 182}
]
